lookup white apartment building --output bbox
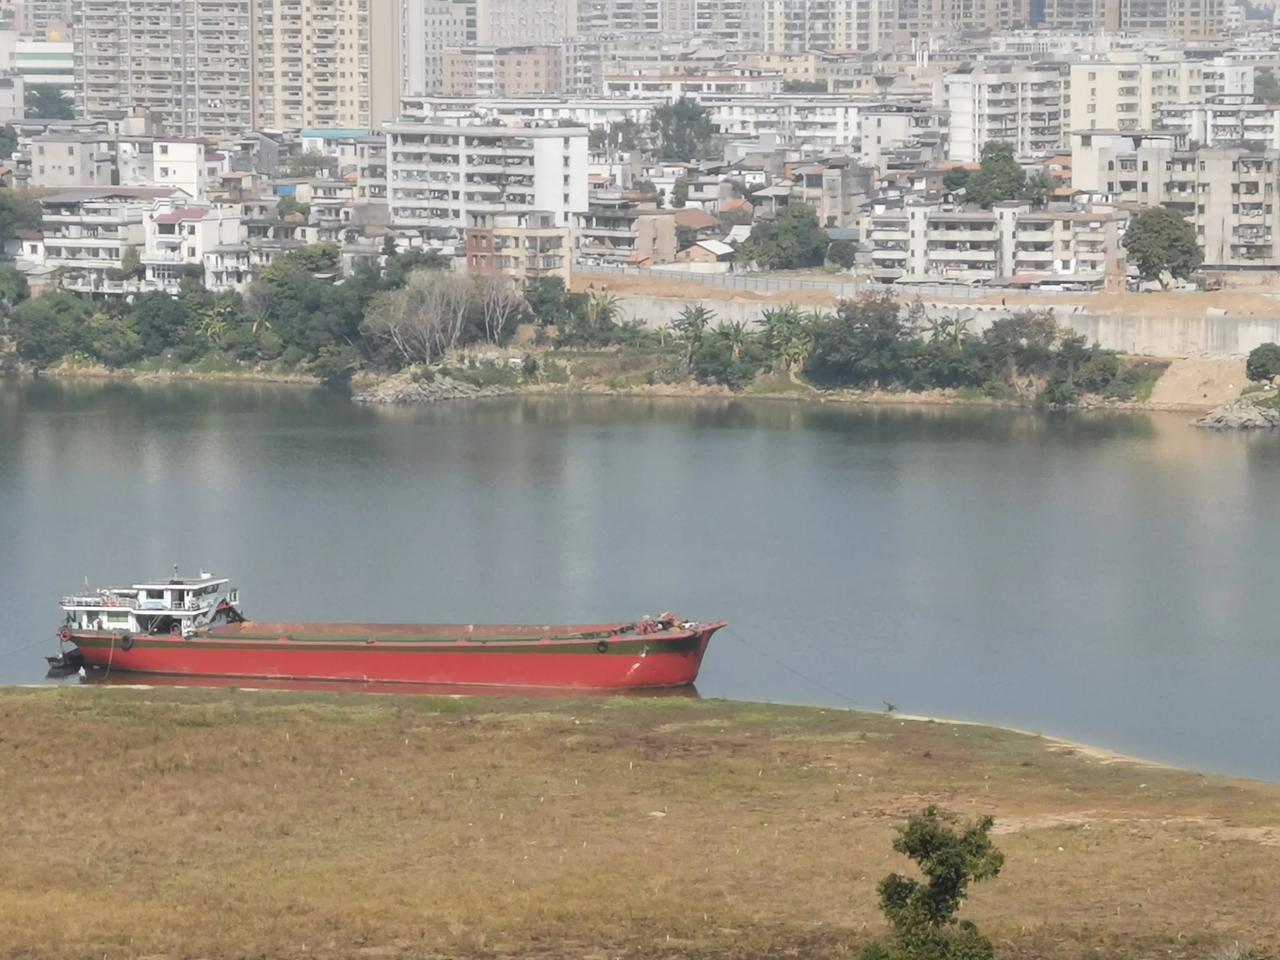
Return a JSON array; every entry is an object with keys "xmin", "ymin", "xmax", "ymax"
[
  {"xmin": 602, "ymin": 73, "xmax": 783, "ymax": 100},
  {"xmin": 74, "ymin": 0, "xmax": 253, "ymax": 138},
  {"xmin": 252, "ymin": 0, "xmax": 400, "ymax": 129},
  {"xmin": 702, "ymin": 95, "xmax": 864, "ymax": 153},
  {"xmin": 143, "ymin": 199, "xmax": 245, "ymax": 294},
  {"xmin": 1069, "ymin": 53, "xmax": 1209, "ymax": 132},
  {"xmin": 946, "ymin": 65, "xmax": 1068, "ymax": 162},
  {"xmin": 1201, "ymin": 57, "xmax": 1254, "ymax": 97},
  {"xmin": 1159, "ymin": 96, "xmax": 1280, "ymax": 150},
  {"xmin": 866, "ymin": 201, "xmax": 1127, "ymax": 286},
  {"xmin": 385, "ymin": 122, "xmax": 589, "ymax": 239},
  {"xmin": 400, "ymin": 94, "xmax": 659, "ymax": 131},
  {"xmin": 151, "ymin": 140, "xmax": 216, "ymax": 202}
]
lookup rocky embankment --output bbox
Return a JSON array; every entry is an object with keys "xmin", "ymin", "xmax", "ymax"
[
  {"xmin": 1193, "ymin": 395, "xmax": 1280, "ymax": 429},
  {"xmin": 353, "ymin": 370, "xmax": 515, "ymax": 405}
]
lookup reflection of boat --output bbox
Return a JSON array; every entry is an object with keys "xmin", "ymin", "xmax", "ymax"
[{"xmin": 54, "ymin": 570, "xmax": 724, "ymax": 690}]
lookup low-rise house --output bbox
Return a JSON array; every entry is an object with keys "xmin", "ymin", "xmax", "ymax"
[
  {"xmin": 29, "ymin": 187, "xmax": 185, "ymax": 296},
  {"xmin": 575, "ymin": 192, "xmax": 677, "ymax": 265},
  {"xmin": 142, "ymin": 199, "xmax": 245, "ymax": 294},
  {"xmin": 466, "ymin": 210, "xmax": 571, "ymax": 281},
  {"xmin": 27, "ymin": 131, "xmax": 114, "ymax": 188}
]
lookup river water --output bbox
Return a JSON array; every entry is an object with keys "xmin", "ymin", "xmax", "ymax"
[{"xmin": 1, "ymin": 379, "xmax": 1278, "ymax": 781}]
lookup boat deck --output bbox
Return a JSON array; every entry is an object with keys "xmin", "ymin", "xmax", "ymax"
[{"xmin": 209, "ymin": 621, "xmax": 648, "ymax": 642}]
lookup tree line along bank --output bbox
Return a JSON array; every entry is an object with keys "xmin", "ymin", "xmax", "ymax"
[{"xmin": 0, "ymin": 241, "xmax": 1168, "ymax": 407}]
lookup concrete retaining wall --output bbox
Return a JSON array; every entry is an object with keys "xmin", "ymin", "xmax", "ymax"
[{"xmin": 612, "ymin": 295, "xmax": 1280, "ymax": 358}]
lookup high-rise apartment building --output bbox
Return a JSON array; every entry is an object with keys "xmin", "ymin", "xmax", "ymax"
[
  {"xmin": 1101, "ymin": 0, "xmax": 1225, "ymax": 37},
  {"xmin": 74, "ymin": 0, "xmax": 253, "ymax": 137},
  {"xmin": 252, "ymin": 0, "xmax": 400, "ymax": 129},
  {"xmin": 762, "ymin": 0, "xmax": 895, "ymax": 54},
  {"xmin": 945, "ymin": 64, "xmax": 1068, "ymax": 162},
  {"xmin": 577, "ymin": 0, "xmax": 660, "ymax": 32},
  {"xmin": 401, "ymin": 0, "xmax": 476, "ymax": 96},
  {"xmin": 696, "ymin": 0, "xmax": 759, "ymax": 46}
]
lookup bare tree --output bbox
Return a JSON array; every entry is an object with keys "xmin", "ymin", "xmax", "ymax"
[
  {"xmin": 474, "ymin": 273, "xmax": 519, "ymax": 346},
  {"xmin": 360, "ymin": 269, "xmax": 475, "ymax": 364}
]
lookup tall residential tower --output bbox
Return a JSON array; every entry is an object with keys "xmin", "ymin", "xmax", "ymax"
[{"xmin": 74, "ymin": 0, "xmax": 253, "ymax": 137}]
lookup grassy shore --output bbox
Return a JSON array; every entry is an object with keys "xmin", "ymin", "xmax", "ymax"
[{"xmin": 3, "ymin": 687, "xmax": 1276, "ymax": 960}]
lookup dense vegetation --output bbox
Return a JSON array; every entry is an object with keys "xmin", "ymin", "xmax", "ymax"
[
  {"xmin": 0, "ymin": 245, "xmax": 485, "ymax": 385},
  {"xmin": 668, "ymin": 296, "xmax": 1161, "ymax": 405},
  {"xmin": 0, "ymin": 251, "xmax": 1154, "ymax": 407}
]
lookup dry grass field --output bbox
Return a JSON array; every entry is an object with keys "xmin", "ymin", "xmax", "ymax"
[{"xmin": 2, "ymin": 687, "xmax": 1277, "ymax": 960}]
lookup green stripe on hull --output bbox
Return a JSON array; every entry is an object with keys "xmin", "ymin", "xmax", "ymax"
[{"xmin": 73, "ymin": 635, "xmax": 702, "ymax": 656}]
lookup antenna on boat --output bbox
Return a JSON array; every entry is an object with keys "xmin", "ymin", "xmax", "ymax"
[{"xmin": 173, "ymin": 563, "xmax": 180, "ymax": 579}]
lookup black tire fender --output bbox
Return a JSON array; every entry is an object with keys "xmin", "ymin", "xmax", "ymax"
[{"xmin": 120, "ymin": 633, "xmax": 135, "ymax": 652}]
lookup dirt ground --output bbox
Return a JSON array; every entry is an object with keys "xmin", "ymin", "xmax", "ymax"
[
  {"xmin": 1146, "ymin": 357, "xmax": 1249, "ymax": 408},
  {"xmin": 3, "ymin": 688, "xmax": 1278, "ymax": 960}
]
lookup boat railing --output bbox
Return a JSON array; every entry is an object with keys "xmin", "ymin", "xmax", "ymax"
[{"xmin": 60, "ymin": 592, "xmax": 137, "ymax": 608}]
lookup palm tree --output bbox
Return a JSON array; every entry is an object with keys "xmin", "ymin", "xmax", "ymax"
[
  {"xmin": 713, "ymin": 319, "xmax": 751, "ymax": 361},
  {"xmin": 197, "ymin": 303, "xmax": 238, "ymax": 348},
  {"xmin": 672, "ymin": 304, "xmax": 715, "ymax": 368},
  {"xmin": 926, "ymin": 315, "xmax": 954, "ymax": 347},
  {"xmin": 585, "ymin": 292, "xmax": 620, "ymax": 334},
  {"xmin": 760, "ymin": 304, "xmax": 816, "ymax": 375}
]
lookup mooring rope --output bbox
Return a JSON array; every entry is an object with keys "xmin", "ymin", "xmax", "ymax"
[{"xmin": 728, "ymin": 627, "xmax": 862, "ymax": 709}]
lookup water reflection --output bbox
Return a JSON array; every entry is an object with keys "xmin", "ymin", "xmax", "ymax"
[{"xmin": 3, "ymin": 380, "xmax": 1279, "ymax": 780}]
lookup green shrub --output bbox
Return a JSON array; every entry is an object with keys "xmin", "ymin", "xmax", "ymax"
[
  {"xmin": 1246, "ymin": 342, "xmax": 1280, "ymax": 382},
  {"xmin": 453, "ymin": 362, "xmax": 519, "ymax": 388},
  {"xmin": 541, "ymin": 360, "xmax": 570, "ymax": 384}
]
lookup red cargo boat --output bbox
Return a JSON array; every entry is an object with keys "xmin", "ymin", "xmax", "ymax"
[{"xmin": 53, "ymin": 571, "xmax": 723, "ymax": 690}]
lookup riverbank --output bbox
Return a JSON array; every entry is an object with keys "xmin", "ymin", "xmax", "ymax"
[
  {"xmin": 3, "ymin": 687, "xmax": 1276, "ymax": 960},
  {"xmin": 7, "ymin": 351, "xmax": 1247, "ymax": 413}
]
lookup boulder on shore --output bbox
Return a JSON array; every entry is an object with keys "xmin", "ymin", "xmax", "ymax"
[
  {"xmin": 353, "ymin": 370, "xmax": 514, "ymax": 405},
  {"xmin": 1193, "ymin": 396, "xmax": 1280, "ymax": 430}
]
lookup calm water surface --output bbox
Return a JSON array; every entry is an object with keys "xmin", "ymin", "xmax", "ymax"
[{"xmin": 2, "ymin": 380, "xmax": 1278, "ymax": 781}]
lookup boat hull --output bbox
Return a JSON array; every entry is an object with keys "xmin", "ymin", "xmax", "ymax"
[{"xmin": 66, "ymin": 621, "xmax": 725, "ymax": 690}]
